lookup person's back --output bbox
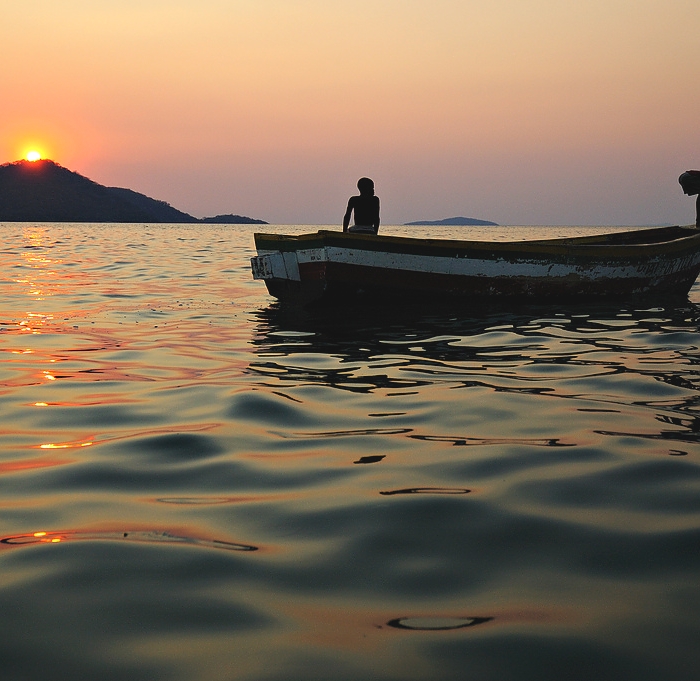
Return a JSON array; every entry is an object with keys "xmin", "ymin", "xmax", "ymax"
[{"xmin": 343, "ymin": 178, "xmax": 380, "ymax": 234}]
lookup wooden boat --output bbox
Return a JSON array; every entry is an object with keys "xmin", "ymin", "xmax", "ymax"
[{"xmin": 250, "ymin": 225, "xmax": 700, "ymax": 305}]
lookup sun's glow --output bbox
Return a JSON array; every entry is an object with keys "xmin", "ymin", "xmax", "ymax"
[{"xmin": 26, "ymin": 150, "xmax": 42, "ymax": 162}]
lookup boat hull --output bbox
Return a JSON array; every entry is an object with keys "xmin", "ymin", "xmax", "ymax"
[{"xmin": 251, "ymin": 227, "xmax": 700, "ymax": 305}]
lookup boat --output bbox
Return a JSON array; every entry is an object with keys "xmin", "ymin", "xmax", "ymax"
[{"xmin": 250, "ymin": 225, "xmax": 700, "ymax": 306}]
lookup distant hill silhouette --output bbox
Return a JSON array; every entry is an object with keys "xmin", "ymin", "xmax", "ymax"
[
  {"xmin": 201, "ymin": 214, "xmax": 267, "ymax": 224},
  {"xmin": 405, "ymin": 216, "xmax": 498, "ymax": 226},
  {"xmin": 107, "ymin": 187, "xmax": 197, "ymax": 223},
  {"xmin": 0, "ymin": 160, "xmax": 266, "ymax": 224}
]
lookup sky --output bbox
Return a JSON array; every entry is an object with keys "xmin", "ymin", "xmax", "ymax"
[{"xmin": 2, "ymin": 0, "xmax": 699, "ymax": 225}]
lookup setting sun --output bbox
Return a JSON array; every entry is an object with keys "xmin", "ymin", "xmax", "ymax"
[{"xmin": 26, "ymin": 150, "xmax": 42, "ymax": 162}]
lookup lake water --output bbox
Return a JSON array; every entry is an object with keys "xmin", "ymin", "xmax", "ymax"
[{"xmin": 1, "ymin": 222, "xmax": 699, "ymax": 681}]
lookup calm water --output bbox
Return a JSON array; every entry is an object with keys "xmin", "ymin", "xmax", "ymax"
[{"xmin": 1, "ymin": 223, "xmax": 699, "ymax": 681}]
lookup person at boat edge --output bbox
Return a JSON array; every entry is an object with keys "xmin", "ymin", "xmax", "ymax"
[
  {"xmin": 679, "ymin": 170, "xmax": 700, "ymax": 227},
  {"xmin": 343, "ymin": 177, "xmax": 380, "ymax": 234}
]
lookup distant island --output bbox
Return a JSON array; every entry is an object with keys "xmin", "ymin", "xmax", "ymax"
[
  {"xmin": 0, "ymin": 160, "xmax": 267, "ymax": 224},
  {"xmin": 200, "ymin": 214, "xmax": 267, "ymax": 224},
  {"xmin": 405, "ymin": 217, "xmax": 499, "ymax": 226}
]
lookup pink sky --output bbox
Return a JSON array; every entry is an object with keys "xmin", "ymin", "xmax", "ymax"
[{"xmin": 2, "ymin": 0, "xmax": 698, "ymax": 225}]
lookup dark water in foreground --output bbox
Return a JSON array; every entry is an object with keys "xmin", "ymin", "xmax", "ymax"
[{"xmin": 1, "ymin": 223, "xmax": 699, "ymax": 681}]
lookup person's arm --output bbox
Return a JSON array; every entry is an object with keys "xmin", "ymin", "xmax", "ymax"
[
  {"xmin": 343, "ymin": 198, "xmax": 354, "ymax": 232},
  {"xmin": 696, "ymin": 195, "xmax": 699, "ymax": 227},
  {"xmin": 373, "ymin": 197, "xmax": 380, "ymax": 232}
]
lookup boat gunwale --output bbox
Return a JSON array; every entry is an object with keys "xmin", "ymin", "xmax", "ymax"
[{"xmin": 254, "ymin": 226, "xmax": 700, "ymax": 260}]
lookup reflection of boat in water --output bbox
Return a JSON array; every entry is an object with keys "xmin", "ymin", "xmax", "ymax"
[{"xmin": 250, "ymin": 226, "xmax": 700, "ymax": 306}]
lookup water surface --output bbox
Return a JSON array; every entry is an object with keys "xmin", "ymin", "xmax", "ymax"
[{"xmin": 1, "ymin": 223, "xmax": 699, "ymax": 680}]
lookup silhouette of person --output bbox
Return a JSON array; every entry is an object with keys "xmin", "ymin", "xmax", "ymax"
[
  {"xmin": 343, "ymin": 177, "xmax": 380, "ymax": 234},
  {"xmin": 679, "ymin": 171, "xmax": 700, "ymax": 227}
]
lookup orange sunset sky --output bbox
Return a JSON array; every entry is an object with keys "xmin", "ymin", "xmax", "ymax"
[{"xmin": 2, "ymin": 0, "xmax": 698, "ymax": 225}]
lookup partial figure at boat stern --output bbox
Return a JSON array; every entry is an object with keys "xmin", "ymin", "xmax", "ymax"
[
  {"xmin": 343, "ymin": 177, "xmax": 380, "ymax": 234},
  {"xmin": 679, "ymin": 170, "xmax": 700, "ymax": 227}
]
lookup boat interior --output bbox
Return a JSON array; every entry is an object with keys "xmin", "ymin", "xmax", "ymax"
[{"xmin": 534, "ymin": 225, "xmax": 698, "ymax": 246}]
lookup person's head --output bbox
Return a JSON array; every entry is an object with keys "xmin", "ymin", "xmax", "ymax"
[
  {"xmin": 679, "ymin": 171, "xmax": 700, "ymax": 196},
  {"xmin": 357, "ymin": 177, "xmax": 374, "ymax": 196}
]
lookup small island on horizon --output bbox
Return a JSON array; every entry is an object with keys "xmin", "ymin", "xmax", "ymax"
[
  {"xmin": 0, "ymin": 159, "xmax": 267, "ymax": 224},
  {"xmin": 405, "ymin": 216, "xmax": 499, "ymax": 226}
]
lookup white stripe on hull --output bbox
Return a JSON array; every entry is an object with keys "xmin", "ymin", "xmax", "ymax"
[{"xmin": 279, "ymin": 246, "xmax": 700, "ymax": 282}]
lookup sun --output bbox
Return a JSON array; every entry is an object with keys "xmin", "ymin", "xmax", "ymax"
[{"xmin": 26, "ymin": 150, "xmax": 42, "ymax": 162}]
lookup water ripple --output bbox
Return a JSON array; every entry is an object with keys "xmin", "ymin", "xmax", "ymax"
[
  {"xmin": 387, "ymin": 616, "xmax": 493, "ymax": 631},
  {"xmin": 380, "ymin": 487, "xmax": 471, "ymax": 496},
  {"xmin": 0, "ymin": 528, "xmax": 258, "ymax": 552}
]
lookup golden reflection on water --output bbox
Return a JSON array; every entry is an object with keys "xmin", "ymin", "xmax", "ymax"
[
  {"xmin": 17, "ymin": 227, "xmax": 59, "ymax": 303},
  {"xmin": 39, "ymin": 440, "xmax": 94, "ymax": 450},
  {"xmin": 0, "ymin": 454, "xmax": 74, "ymax": 474},
  {"xmin": 30, "ymin": 422, "xmax": 219, "ymax": 452}
]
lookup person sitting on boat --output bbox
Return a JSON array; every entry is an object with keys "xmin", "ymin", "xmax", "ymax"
[
  {"xmin": 343, "ymin": 177, "xmax": 380, "ymax": 234},
  {"xmin": 679, "ymin": 170, "xmax": 700, "ymax": 227}
]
